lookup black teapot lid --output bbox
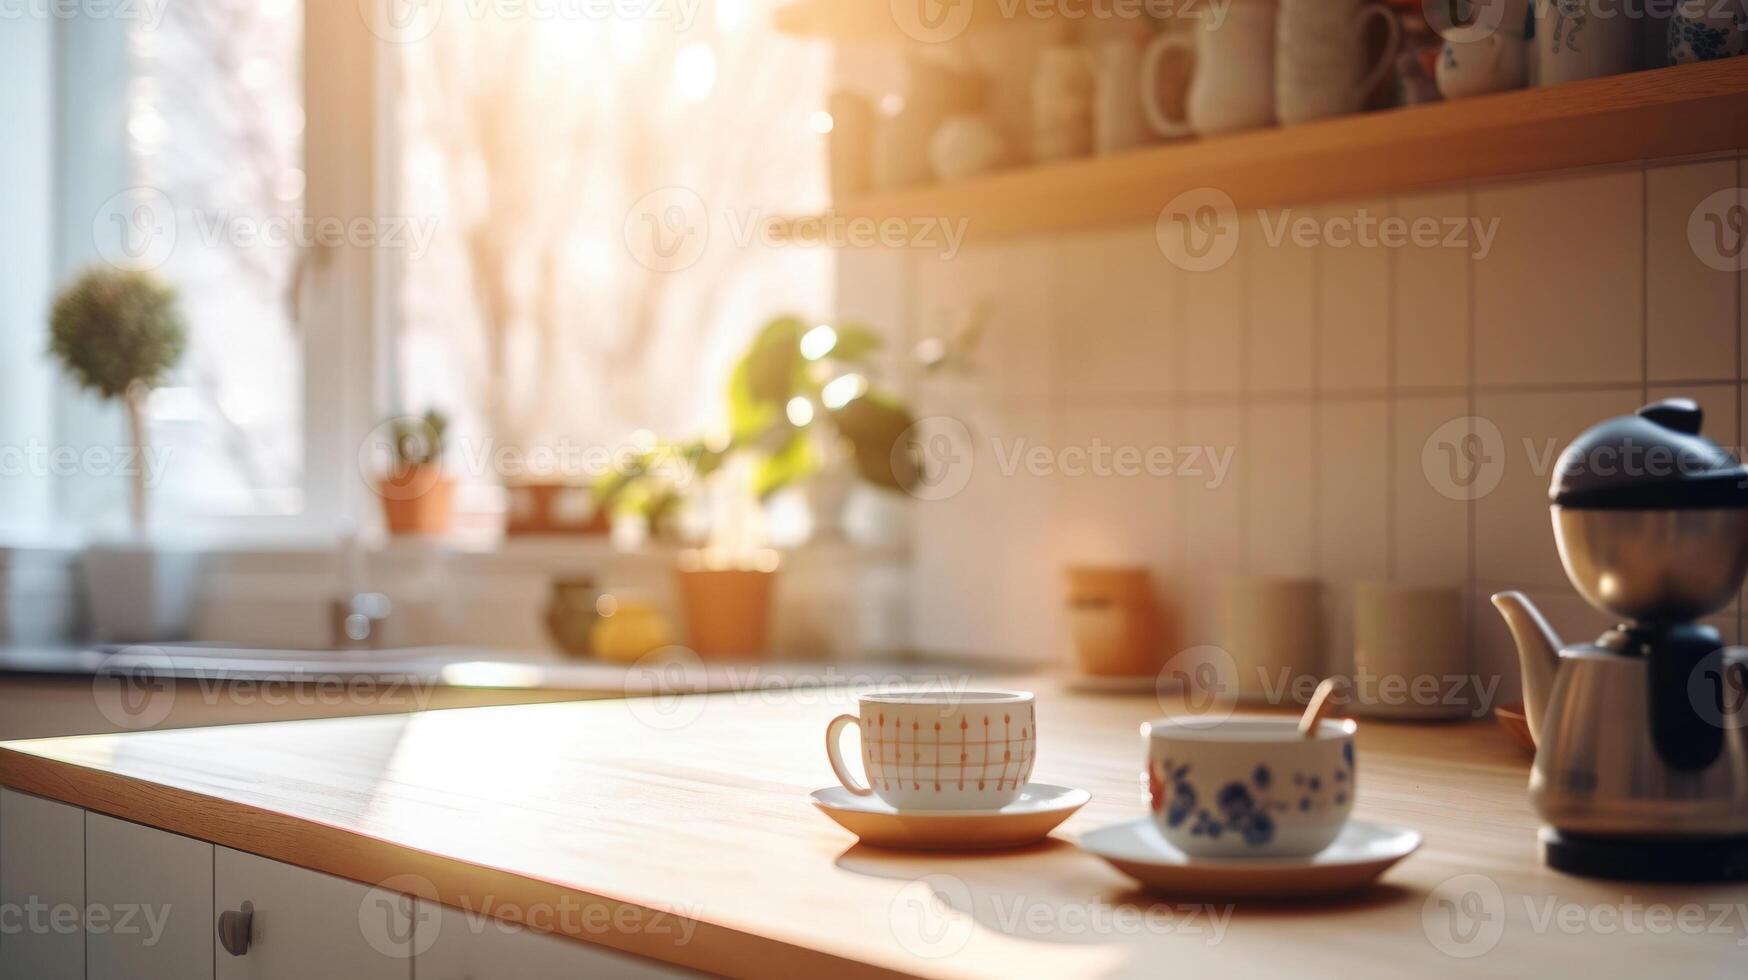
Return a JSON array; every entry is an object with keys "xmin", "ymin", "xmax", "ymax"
[{"xmin": 1551, "ymin": 399, "xmax": 1748, "ymax": 510}]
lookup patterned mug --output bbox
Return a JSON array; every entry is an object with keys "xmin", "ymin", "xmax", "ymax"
[
  {"xmin": 1668, "ymin": 0, "xmax": 1748, "ymax": 65},
  {"xmin": 826, "ymin": 690, "xmax": 1037, "ymax": 811},
  {"xmin": 1145, "ymin": 714, "xmax": 1356, "ymax": 857}
]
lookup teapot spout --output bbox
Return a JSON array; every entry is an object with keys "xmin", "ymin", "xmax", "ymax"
[{"xmin": 1491, "ymin": 591, "xmax": 1562, "ymax": 749}]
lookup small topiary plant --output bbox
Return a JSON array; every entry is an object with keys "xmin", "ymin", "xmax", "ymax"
[
  {"xmin": 390, "ymin": 409, "xmax": 450, "ymax": 472},
  {"xmin": 48, "ymin": 267, "xmax": 188, "ymax": 533}
]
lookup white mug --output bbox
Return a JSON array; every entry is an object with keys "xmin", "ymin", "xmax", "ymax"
[
  {"xmin": 826, "ymin": 690, "xmax": 1037, "ymax": 810},
  {"xmin": 1275, "ymin": 0, "xmax": 1403, "ymax": 124},
  {"xmin": 1537, "ymin": 0, "xmax": 1638, "ymax": 84},
  {"xmin": 1437, "ymin": 33, "xmax": 1529, "ymax": 98},
  {"xmin": 1093, "ymin": 37, "xmax": 1150, "ymax": 156},
  {"xmin": 1352, "ymin": 583, "xmax": 1470, "ymax": 719},
  {"xmin": 1141, "ymin": 0, "xmax": 1278, "ymax": 138}
]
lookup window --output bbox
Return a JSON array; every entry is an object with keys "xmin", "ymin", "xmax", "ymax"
[
  {"xmin": 394, "ymin": 0, "xmax": 832, "ymax": 516},
  {"xmin": 123, "ymin": 0, "xmax": 307, "ymax": 520}
]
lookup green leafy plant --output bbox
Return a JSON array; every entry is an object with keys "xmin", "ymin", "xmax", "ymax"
[
  {"xmin": 390, "ymin": 410, "xmax": 451, "ymax": 470},
  {"xmin": 598, "ymin": 315, "xmax": 920, "ymax": 536},
  {"xmin": 47, "ymin": 267, "xmax": 188, "ymax": 532}
]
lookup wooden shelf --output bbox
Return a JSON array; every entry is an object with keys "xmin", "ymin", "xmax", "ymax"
[
  {"xmin": 773, "ymin": 0, "xmax": 1065, "ymax": 39},
  {"xmin": 781, "ymin": 59, "xmax": 1748, "ymax": 243}
]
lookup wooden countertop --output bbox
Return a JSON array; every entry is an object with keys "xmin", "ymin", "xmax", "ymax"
[{"xmin": 2, "ymin": 682, "xmax": 1744, "ymax": 978}]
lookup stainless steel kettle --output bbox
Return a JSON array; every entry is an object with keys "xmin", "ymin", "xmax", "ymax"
[{"xmin": 1492, "ymin": 398, "xmax": 1748, "ymax": 881}]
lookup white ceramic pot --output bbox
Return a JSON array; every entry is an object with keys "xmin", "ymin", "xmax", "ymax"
[
  {"xmin": 1667, "ymin": 0, "xmax": 1748, "ymax": 64},
  {"xmin": 1537, "ymin": 0, "xmax": 1639, "ymax": 84},
  {"xmin": 1145, "ymin": 715, "xmax": 1356, "ymax": 858},
  {"xmin": 1437, "ymin": 32, "xmax": 1530, "ymax": 98},
  {"xmin": 82, "ymin": 544, "xmax": 201, "ymax": 644},
  {"xmin": 1141, "ymin": 0, "xmax": 1278, "ymax": 138},
  {"xmin": 1275, "ymin": 0, "xmax": 1403, "ymax": 124}
]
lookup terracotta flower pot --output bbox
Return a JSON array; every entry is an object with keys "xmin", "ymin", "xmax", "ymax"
[
  {"xmin": 505, "ymin": 482, "xmax": 611, "ymax": 536},
  {"xmin": 378, "ymin": 465, "xmax": 455, "ymax": 535},
  {"xmin": 676, "ymin": 559, "xmax": 777, "ymax": 660}
]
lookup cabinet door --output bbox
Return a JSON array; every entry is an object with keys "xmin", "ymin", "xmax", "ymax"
[
  {"xmin": 415, "ymin": 902, "xmax": 697, "ymax": 980},
  {"xmin": 86, "ymin": 811, "xmax": 215, "ymax": 980},
  {"xmin": 215, "ymin": 847, "xmax": 410, "ymax": 979},
  {"xmin": 0, "ymin": 787, "xmax": 84, "ymax": 980}
]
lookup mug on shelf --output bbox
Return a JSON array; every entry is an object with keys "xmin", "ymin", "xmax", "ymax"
[
  {"xmin": 1275, "ymin": 0, "xmax": 1403, "ymax": 124},
  {"xmin": 1667, "ymin": 0, "xmax": 1748, "ymax": 65},
  {"xmin": 825, "ymin": 690, "xmax": 1037, "ymax": 811},
  {"xmin": 1537, "ymin": 0, "xmax": 1639, "ymax": 84},
  {"xmin": 1140, "ymin": 0, "xmax": 1278, "ymax": 138},
  {"xmin": 1437, "ymin": 31, "xmax": 1529, "ymax": 98}
]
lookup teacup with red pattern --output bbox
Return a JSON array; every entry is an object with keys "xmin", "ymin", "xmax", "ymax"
[{"xmin": 826, "ymin": 690, "xmax": 1037, "ymax": 811}]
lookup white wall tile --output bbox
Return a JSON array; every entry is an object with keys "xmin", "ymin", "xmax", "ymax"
[
  {"xmin": 1316, "ymin": 398, "xmax": 1389, "ymax": 582},
  {"xmin": 912, "ymin": 239, "xmax": 1055, "ymax": 403},
  {"xmin": 1052, "ymin": 406, "xmax": 1176, "ymax": 570},
  {"xmin": 1647, "ymin": 160, "xmax": 1739, "ymax": 382},
  {"xmin": 1473, "ymin": 388, "xmax": 1642, "ymax": 590},
  {"xmin": 1391, "ymin": 395, "xmax": 1470, "ymax": 587},
  {"xmin": 1051, "ymin": 226, "xmax": 1175, "ymax": 400},
  {"xmin": 908, "ymin": 408, "xmax": 1060, "ymax": 662},
  {"xmin": 1176, "ymin": 255, "xmax": 1245, "ymax": 394},
  {"xmin": 1474, "ymin": 170, "xmax": 1643, "ymax": 386},
  {"xmin": 1245, "ymin": 210, "xmax": 1316, "ymax": 393},
  {"xmin": 1244, "ymin": 402, "xmax": 1316, "ymax": 577},
  {"xmin": 1174, "ymin": 405, "xmax": 1244, "ymax": 572},
  {"xmin": 1317, "ymin": 201, "xmax": 1392, "ymax": 391},
  {"xmin": 1392, "ymin": 190, "xmax": 1472, "ymax": 390}
]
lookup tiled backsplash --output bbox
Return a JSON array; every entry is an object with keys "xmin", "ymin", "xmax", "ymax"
[{"xmin": 842, "ymin": 154, "xmax": 1748, "ymax": 700}]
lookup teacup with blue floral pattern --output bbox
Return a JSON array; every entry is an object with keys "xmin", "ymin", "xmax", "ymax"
[{"xmin": 1144, "ymin": 715, "xmax": 1357, "ymax": 858}]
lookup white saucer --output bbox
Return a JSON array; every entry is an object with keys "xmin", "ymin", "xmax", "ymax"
[
  {"xmin": 1080, "ymin": 818, "xmax": 1421, "ymax": 899},
  {"xmin": 810, "ymin": 783, "xmax": 1090, "ymax": 850}
]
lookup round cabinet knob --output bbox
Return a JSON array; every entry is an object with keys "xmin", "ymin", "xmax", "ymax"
[{"xmin": 217, "ymin": 901, "xmax": 254, "ymax": 956}]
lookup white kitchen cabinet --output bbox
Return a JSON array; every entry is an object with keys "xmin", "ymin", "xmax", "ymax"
[
  {"xmin": 85, "ymin": 811, "xmax": 215, "ymax": 980},
  {"xmin": 0, "ymin": 787, "xmax": 84, "ymax": 980},
  {"xmin": 416, "ymin": 902, "xmax": 696, "ymax": 979},
  {"xmin": 215, "ymin": 846, "xmax": 410, "ymax": 979}
]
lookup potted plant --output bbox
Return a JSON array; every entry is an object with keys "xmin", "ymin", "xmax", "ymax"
[
  {"xmin": 48, "ymin": 266, "xmax": 195, "ymax": 642},
  {"xmin": 377, "ymin": 410, "xmax": 456, "ymax": 535},
  {"xmin": 596, "ymin": 315, "xmax": 922, "ymax": 659}
]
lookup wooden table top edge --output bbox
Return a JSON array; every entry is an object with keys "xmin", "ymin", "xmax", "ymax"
[{"xmin": 0, "ymin": 743, "xmax": 908, "ymax": 980}]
